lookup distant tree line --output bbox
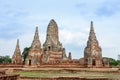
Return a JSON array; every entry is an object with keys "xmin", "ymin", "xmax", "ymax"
[
  {"xmin": 108, "ymin": 58, "xmax": 120, "ymax": 66},
  {"xmin": 0, "ymin": 55, "xmax": 11, "ymax": 63}
]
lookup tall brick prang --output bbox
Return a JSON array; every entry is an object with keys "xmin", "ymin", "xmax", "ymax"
[
  {"xmin": 25, "ymin": 27, "xmax": 42, "ymax": 66},
  {"xmin": 84, "ymin": 21, "xmax": 103, "ymax": 67},
  {"xmin": 12, "ymin": 39, "xmax": 22, "ymax": 64}
]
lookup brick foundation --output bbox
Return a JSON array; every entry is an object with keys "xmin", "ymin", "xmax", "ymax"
[{"xmin": 21, "ymin": 77, "xmax": 118, "ymax": 80}]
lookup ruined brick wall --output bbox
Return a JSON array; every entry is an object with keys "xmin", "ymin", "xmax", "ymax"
[
  {"xmin": 38, "ymin": 60, "xmax": 84, "ymax": 68},
  {"xmin": 0, "ymin": 64, "xmax": 23, "ymax": 68},
  {"xmin": 21, "ymin": 77, "xmax": 116, "ymax": 80},
  {"xmin": 0, "ymin": 75, "xmax": 20, "ymax": 80},
  {"xmin": 0, "ymin": 70, "xmax": 19, "ymax": 80},
  {"xmin": 0, "ymin": 71, "xmax": 5, "ymax": 75}
]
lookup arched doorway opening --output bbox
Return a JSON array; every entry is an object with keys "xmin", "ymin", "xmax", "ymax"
[
  {"xmin": 29, "ymin": 60, "xmax": 31, "ymax": 66},
  {"xmin": 92, "ymin": 59, "xmax": 96, "ymax": 66},
  {"xmin": 48, "ymin": 46, "xmax": 50, "ymax": 51}
]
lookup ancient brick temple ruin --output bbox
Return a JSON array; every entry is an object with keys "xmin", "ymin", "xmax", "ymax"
[
  {"xmin": 43, "ymin": 19, "xmax": 68, "ymax": 63},
  {"xmin": 12, "ymin": 19, "xmax": 109, "ymax": 68},
  {"xmin": 25, "ymin": 27, "xmax": 43, "ymax": 66},
  {"xmin": 84, "ymin": 21, "xmax": 109, "ymax": 68},
  {"xmin": 12, "ymin": 39, "xmax": 22, "ymax": 64}
]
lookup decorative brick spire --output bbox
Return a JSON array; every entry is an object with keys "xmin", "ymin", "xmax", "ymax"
[
  {"xmin": 89, "ymin": 21, "xmax": 97, "ymax": 42},
  {"xmin": 31, "ymin": 26, "xmax": 41, "ymax": 49},
  {"xmin": 12, "ymin": 39, "xmax": 22, "ymax": 64},
  {"xmin": 84, "ymin": 21, "xmax": 102, "ymax": 67},
  {"xmin": 25, "ymin": 27, "xmax": 42, "ymax": 66},
  {"xmin": 62, "ymin": 48, "xmax": 67, "ymax": 60},
  {"xmin": 86, "ymin": 21, "xmax": 100, "ymax": 48},
  {"xmin": 15, "ymin": 39, "xmax": 20, "ymax": 53},
  {"xmin": 86, "ymin": 21, "xmax": 101, "ymax": 54},
  {"xmin": 68, "ymin": 52, "xmax": 72, "ymax": 60}
]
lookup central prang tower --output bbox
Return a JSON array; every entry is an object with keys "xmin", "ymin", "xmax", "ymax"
[{"xmin": 43, "ymin": 19, "xmax": 67, "ymax": 63}]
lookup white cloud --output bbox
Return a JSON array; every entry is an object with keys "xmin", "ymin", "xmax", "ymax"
[{"xmin": 59, "ymin": 29, "xmax": 87, "ymax": 46}]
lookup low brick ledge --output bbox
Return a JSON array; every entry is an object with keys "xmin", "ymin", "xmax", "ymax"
[
  {"xmin": 0, "ymin": 74, "xmax": 20, "ymax": 80},
  {"xmin": 20, "ymin": 77, "xmax": 119, "ymax": 80}
]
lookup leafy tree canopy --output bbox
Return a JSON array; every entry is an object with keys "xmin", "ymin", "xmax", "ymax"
[
  {"xmin": 0, "ymin": 55, "xmax": 11, "ymax": 63},
  {"xmin": 108, "ymin": 58, "xmax": 120, "ymax": 66},
  {"xmin": 22, "ymin": 47, "xmax": 30, "ymax": 64}
]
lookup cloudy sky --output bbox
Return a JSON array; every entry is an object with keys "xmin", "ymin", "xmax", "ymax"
[{"xmin": 0, "ymin": 0, "xmax": 120, "ymax": 60}]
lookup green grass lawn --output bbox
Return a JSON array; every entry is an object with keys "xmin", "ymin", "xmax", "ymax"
[
  {"xmin": 4, "ymin": 67, "xmax": 119, "ymax": 79},
  {"xmin": 12, "ymin": 71, "xmax": 120, "ymax": 79}
]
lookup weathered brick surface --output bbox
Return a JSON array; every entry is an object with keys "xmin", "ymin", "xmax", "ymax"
[
  {"xmin": 12, "ymin": 39, "xmax": 22, "ymax": 64},
  {"xmin": 0, "ymin": 70, "xmax": 20, "ymax": 80},
  {"xmin": 21, "ymin": 77, "xmax": 118, "ymax": 80},
  {"xmin": 0, "ymin": 64, "xmax": 23, "ymax": 68},
  {"xmin": 43, "ymin": 19, "xmax": 67, "ymax": 63},
  {"xmin": 0, "ymin": 74, "xmax": 20, "ymax": 80},
  {"xmin": 25, "ymin": 27, "xmax": 42, "ymax": 66},
  {"xmin": 84, "ymin": 21, "xmax": 109, "ymax": 68},
  {"xmin": 0, "ymin": 70, "xmax": 5, "ymax": 75}
]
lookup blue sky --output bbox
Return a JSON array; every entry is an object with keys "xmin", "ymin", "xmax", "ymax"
[{"xmin": 0, "ymin": 0, "xmax": 120, "ymax": 60}]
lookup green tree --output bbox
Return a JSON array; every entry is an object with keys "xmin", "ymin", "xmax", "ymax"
[
  {"xmin": 0, "ymin": 55, "xmax": 11, "ymax": 63},
  {"xmin": 116, "ymin": 60, "xmax": 120, "ymax": 65},
  {"xmin": 22, "ymin": 47, "xmax": 30, "ymax": 64},
  {"xmin": 0, "ymin": 56, "xmax": 4, "ymax": 63},
  {"xmin": 4, "ymin": 55, "xmax": 11, "ymax": 63},
  {"xmin": 108, "ymin": 58, "xmax": 118, "ymax": 66}
]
